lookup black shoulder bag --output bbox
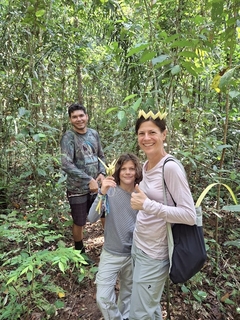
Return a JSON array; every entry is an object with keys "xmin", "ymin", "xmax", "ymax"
[{"xmin": 163, "ymin": 157, "xmax": 207, "ymax": 284}]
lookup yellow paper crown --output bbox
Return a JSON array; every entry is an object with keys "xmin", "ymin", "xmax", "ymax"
[{"xmin": 138, "ymin": 110, "xmax": 168, "ymax": 120}]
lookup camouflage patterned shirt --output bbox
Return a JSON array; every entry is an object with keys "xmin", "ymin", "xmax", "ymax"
[{"xmin": 60, "ymin": 128, "xmax": 106, "ymax": 194}]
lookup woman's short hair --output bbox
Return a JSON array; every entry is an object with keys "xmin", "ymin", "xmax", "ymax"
[{"xmin": 135, "ymin": 116, "xmax": 166, "ymax": 134}]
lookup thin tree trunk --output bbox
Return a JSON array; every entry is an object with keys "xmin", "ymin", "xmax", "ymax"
[{"xmin": 77, "ymin": 64, "xmax": 84, "ymax": 105}]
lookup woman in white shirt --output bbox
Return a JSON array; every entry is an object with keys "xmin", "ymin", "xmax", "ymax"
[{"xmin": 129, "ymin": 110, "xmax": 196, "ymax": 320}]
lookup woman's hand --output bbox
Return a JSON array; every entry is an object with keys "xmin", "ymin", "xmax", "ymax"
[{"xmin": 131, "ymin": 184, "xmax": 147, "ymax": 210}]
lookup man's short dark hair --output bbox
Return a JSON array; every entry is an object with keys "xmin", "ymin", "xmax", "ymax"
[{"xmin": 68, "ymin": 103, "xmax": 87, "ymax": 117}]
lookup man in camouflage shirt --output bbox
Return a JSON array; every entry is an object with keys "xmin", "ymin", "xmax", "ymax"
[{"xmin": 61, "ymin": 103, "xmax": 106, "ymax": 261}]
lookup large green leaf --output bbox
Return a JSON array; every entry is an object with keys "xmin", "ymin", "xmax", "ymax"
[
  {"xmin": 126, "ymin": 43, "xmax": 150, "ymax": 57},
  {"xmin": 219, "ymin": 68, "xmax": 236, "ymax": 91},
  {"xmin": 35, "ymin": 9, "xmax": 46, "ymax": 17},
  {"xmin": 171, "ymin": 65, "xmax": 181, "ymax": 75},
  {"xmin": 211, "ymin": 0, "xmax": 224, "ymax": 23},
  {"xmin": 140, "ymin": 50, "xmax": 156, "ymax": 63},
  {"xmin": 105, "ymin": 107, "xmax": 118, "ymax": 114},
  {"xmin": 222, "ymin": 205, "xmax": 240, "ymax": 212},
  {"xmin": 178, "ymin": 51, "xmax": 198, "ymax": 58},
  {"xmin": 152, "ymin": 55, "xmax": 169, "ymax": 65},
  {"xmin": 171, "ymin": 40, "xmax": 197, "ymax": 48},
  {"xmin": 181, "ymin": 61, "xmax": 198, "ymax": 77},
  {"xmin": 131, "ymin": 98, "xmax": 142, "ymax": 111},
  {"xmin": 123, "ymin": 94, "xmax": 138, "ymax": 102},
  {"xmin": 229, "ymin": 90, "xmax": 240, "ymax": 98},
  {"xmin": 224, "ymin": 240, "xmax": 240, "ymax": 248},
  {"xmin": 117, "ymin": 110, "xmax": 125, "ymax": 120}
]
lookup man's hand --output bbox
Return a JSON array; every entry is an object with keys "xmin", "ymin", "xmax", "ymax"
[
  {"xmin": 96, "ymin": 173, "xmax": 105, "ymax": 185},
  {"xmin": 89, "ymin": 179, "xmax": 99, "ymax": 193},
  {"xmin": 131, "ymin": 184, "xmax": 147, "ymax": 210}
]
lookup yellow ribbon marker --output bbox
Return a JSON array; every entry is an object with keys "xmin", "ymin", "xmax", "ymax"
[
  {"xmin": 96, "ymin": 196, "xmax": 103, "ymax": 215},
  {"xmin": 98, "ymin": 158, "xmax": 118, "ymax": 176},
  {"xmin": 96, "ymin": 158, "xmax": 118, "ymax": 214},
  {"xmin": 196, "ymin": 182, "xmax": 238, "ymax": 208}
]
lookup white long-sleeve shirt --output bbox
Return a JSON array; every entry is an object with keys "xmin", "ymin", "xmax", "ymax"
[{"xmin": 133, "ymin": 154, "xmax": 196, "ymax": 260}]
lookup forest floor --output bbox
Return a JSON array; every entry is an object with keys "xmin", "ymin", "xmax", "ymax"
[
  {"xmin": 52, "ymin": 220, "xmax": 105, "ymax": 320},
  {"xmin": 44, "ymin": 208, "xmax": 240, "ymax": 320}
]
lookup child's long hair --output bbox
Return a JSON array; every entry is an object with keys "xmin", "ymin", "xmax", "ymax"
[{"xmin": 113, "ymin": 153, "xmax": 142, "ymax": 185}]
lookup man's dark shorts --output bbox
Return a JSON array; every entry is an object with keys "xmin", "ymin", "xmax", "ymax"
[{"xmin": 67, "ymin": 192, "xmax": 105, "ymax": 226}]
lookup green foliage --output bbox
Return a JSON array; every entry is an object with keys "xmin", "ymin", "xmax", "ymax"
[
  {"xmin": 0, "ymin": 212, "xmax": 96, "ymax": 319},
  {"xmin": 223, "ymin": 205, "xmax": 240, "ymax": 212},
  {"xmin": 224, "ymin": 239, "xmax": 240, "ymax": 248},
  {"xmin": 171, "ymin": 234, "xmax": 240, "ymax": 318},
  {"xmin": 0, "ymin": 0, "xmax": 239, "ymax": 318}
]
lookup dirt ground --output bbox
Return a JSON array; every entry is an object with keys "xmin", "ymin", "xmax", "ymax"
[
  {"xmin": 44, "ymin": 215, "xmax": 239, "ymax": 320},
  {"xmin": 53, "ymin": 220, "xmax": 105, "ymax": 320}
]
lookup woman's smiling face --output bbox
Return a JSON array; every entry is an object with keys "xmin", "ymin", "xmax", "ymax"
[{"xmin": 137, "ymin": 120, "xmax": 166, "ymax": 157}]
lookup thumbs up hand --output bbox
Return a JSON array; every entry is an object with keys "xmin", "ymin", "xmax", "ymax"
[{"xmin": 131, "ymin": 184, "xmax": 147, "ymax": 210}]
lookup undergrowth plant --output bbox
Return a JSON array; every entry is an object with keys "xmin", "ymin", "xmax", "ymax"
[
  {"xmin": 167, "ymin": 236, "xmax": 240, "ymax": 318},
  {"xmin": 0, "ymin": 211, "xmax": 97, "ymax": 320}
]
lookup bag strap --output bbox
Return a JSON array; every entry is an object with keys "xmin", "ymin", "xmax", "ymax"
[
  {"xmin": 162, "ymin": 159, "xmax": 173, "ymax": 318},
  {"xmin": 162, "ymin": 156, "xmax": 186, "ymax": 206},
  {"xmin": 162, "ymin": 157, "xmax": 175, "ymax": 272}
]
